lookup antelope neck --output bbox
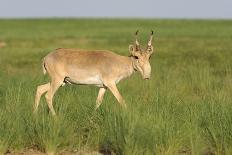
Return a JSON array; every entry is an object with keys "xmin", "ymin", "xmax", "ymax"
[{"xmin": 129, "ymin": 56, "xmax": 138, "ymax": 72}]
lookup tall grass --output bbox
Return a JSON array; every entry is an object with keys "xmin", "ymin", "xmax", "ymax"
[{"xmin": 0, "ymin": 19, "xmax": 232, "ymax": 154}]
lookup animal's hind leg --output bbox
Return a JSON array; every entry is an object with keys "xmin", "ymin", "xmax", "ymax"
[
  {"xmin": 45, "ymin": 78, "xmax": 63, "ymax": 115},
  {"xmin": 34, "ymin": 83, "xmax": 50, "ymax": 113}
]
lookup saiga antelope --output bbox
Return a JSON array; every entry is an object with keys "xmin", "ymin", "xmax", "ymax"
[{"xmin": 34, "ymin": 31, "xmax": 154, "ymax": 115}]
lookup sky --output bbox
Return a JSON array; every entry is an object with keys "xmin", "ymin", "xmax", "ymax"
[{"xmin": 0, "ymin": 0, "xmax": 232, "ymax": 19}]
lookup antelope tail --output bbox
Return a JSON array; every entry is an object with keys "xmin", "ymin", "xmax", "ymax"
[{"xmin": 42, "ymin": 58, "xmax": 47, "ymax": 75}]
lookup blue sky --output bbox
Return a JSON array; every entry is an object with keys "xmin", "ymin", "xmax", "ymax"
[{"xmin": 1, "ymin": 0, "xmax": 232, "ymax": 19}]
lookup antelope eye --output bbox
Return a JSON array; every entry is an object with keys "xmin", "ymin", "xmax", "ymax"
[{"xmin": 134, "ymin": 56, "xmax": 139, "ymax": 59}]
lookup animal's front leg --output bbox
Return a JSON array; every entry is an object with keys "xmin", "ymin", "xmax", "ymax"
[
  {"xmin": 95, "ymin": 87, "xmax": 107, "ymax": 109},
  {"xmin": 106, "ymin": 83, "xmax": 127, "ymax": 108}
]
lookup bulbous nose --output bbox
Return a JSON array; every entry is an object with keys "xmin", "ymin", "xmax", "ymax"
[
  {"xmin": 143, "ymin": 76, "xmax": 150, "ymax": 80},
  {"xmin": 141, "ymin": 62, "xmax": 151, "ymax": 80}
]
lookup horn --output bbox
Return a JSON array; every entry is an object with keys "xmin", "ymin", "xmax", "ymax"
[
  {"xmin": 148, "ymin": 30, "xmax": 153, "ymax": 46},
  {"xmin": 135, "ymin": 30, "xmax": 140, "ymax": 46}
]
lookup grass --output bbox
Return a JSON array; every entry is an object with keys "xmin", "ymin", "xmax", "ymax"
[{"xmin": 0, "ymin": 18, "xmax": 232, "ymax": 154}]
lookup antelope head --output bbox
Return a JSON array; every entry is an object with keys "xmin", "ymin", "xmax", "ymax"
[{"xmin": 129, "ymin": 30, "xmax": 154, "ymax": 79}]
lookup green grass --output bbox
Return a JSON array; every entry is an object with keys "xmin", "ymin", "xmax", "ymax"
[{"xmin": 0, "ymin": 19, "xmax": 232, "ymax": 155}]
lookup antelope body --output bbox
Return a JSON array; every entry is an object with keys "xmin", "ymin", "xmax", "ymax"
[{"xmin": 34, "ymin": 31, "xmax": 154, "ymax": 115}]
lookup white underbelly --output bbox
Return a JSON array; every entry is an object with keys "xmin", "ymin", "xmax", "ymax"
[{"xmin": 65, "ymin": 75, "xmax": 103, "ymax": 87}]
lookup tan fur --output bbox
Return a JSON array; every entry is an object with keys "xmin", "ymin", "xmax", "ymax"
[
  {"xmin": 0, "ymin": 41, "xmax": 6, "ymax": 48},
  {"xmin": 34, "ymin": 31, "xmax": 154, "ymax": 115}
]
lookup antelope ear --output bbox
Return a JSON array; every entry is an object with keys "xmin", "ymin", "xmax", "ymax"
[
  {"xmin": 147, "ymin": 45, "xmax": 154, "ymax": 54},
  {"xmin": 129, "ymin": 44, "xmax": 134, "ymax": 54},
  {"xmin": 129, "ymin": 45, "xmax": 140, "ymax": 57}
]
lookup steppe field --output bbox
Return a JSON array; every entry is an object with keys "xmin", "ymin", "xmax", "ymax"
[{"xmin": 0, "ymin": 19, "xmax": 232, "ymax": 155}]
